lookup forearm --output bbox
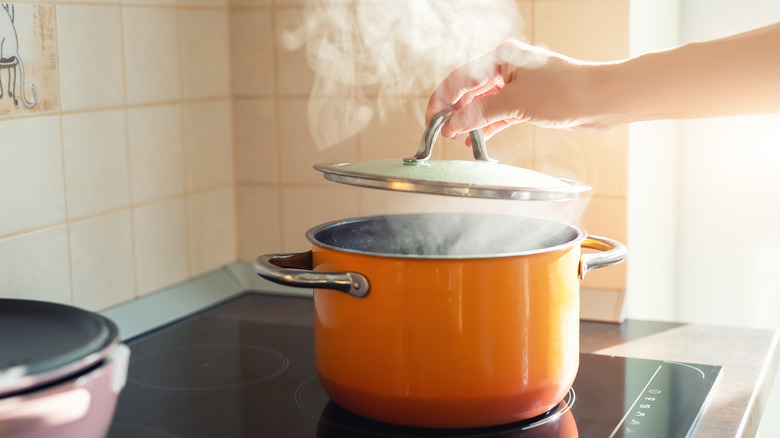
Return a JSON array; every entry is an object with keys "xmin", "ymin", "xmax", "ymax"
[{"xmin": 590, "ymin": 22, "xmax": 780, "ymax": 125}]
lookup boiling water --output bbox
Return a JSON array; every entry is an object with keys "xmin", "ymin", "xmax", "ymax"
[{"xmin": 311, "ymin": 213, "xmax": 581, "ymax": 258}]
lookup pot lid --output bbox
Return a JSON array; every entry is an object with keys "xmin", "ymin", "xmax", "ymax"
[
  {"xmin": 0, "ymin": 299, "xmax": 119, "ymax": 397},
  {"xmin": 315, "ymin": 111, "xmax": 591, "ymax": 201}
]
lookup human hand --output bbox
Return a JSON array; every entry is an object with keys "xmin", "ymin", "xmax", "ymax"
[
  {"xmin": 426, "ymin": 40, "xmax": 607, "ymax": 144},
  {"xmin": 428, "ymin": 22, "xmax": 780, "ymax": 144}
]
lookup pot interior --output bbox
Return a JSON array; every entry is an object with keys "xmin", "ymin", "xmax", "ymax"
[{"xmin": 308, "ymin": 213, "xmax": 584, "ymax": 259}]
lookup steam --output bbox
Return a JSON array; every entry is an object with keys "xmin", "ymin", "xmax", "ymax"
[
  {"xmin": 315, "ymin": 213, "xmax": 583, "ymax": 258},
  {"xmin": 280, "ymin": 0, "xmax": 598, "ymax": 252},
  {"xmin": 280, "ymin": 0, "xmax": 525, "ymax": 150}
]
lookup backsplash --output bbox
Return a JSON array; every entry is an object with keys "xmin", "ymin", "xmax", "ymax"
[
  {"xmin": 0, "ymin": 0, "xmax": 628, "ymax": 311},
  {"xmin": 0, "ymin": 0, "xmax": 235, "ymax": 311}
]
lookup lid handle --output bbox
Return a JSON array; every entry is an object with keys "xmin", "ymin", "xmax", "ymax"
[{"xmin": 404, "ymin": 110, "xmax": 497, "ymax": 163}]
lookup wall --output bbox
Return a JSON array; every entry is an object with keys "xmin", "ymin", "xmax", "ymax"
[
  {"xmin": 676, "ymin": 0, "xmax": 780, "ymax": 330},
  {"xmin": 626, "ymin": 0, "xmax": 780, "ymax": 435},
  {"xmin": 1, "ymin": 0, "xmax": 630, "ymax": 311},
  {"xmin": 0, "ymin": 0, "xmax": 236, "ymax": 311},
  {"xmin": 624, "ymin": 0, "xmax": 680, "ymax": 322},
  {"xmin": 674, "ymin": 1, "xmax": 780, "ymax": 436}
]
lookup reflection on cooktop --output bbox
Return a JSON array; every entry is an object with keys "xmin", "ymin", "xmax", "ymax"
[
  {"xmin": 108, "ymin": 292, "xmax": 721, "ymax": 438},
  {"xmin": 129, "ymin": 344, "xmax": 289, "ymax": 390},
  {"xmin": 295, "ymin": 372, "xmax": 577, "ymax": 437}
]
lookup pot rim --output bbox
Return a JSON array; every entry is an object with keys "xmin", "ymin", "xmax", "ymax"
[{"xmin": 305, "ymin": 213, "xmax": 587, "ymax": 260}]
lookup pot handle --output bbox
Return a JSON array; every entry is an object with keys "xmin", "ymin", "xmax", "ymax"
[
  {"xmin": 404, "ymin": 110, "xmax": 497, "ymax": 163},
  {"xmin": 579, "ymin": 235, "xmax": 627, "ymax": 279},
  {"xmin": 254, "ymin": 251, "xmax": 370, "ymax": 298}
]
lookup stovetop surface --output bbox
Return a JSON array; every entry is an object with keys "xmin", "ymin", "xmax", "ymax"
[{"xmin": 107, "ymin": 292, "xmax": 720, "ymax": 438}]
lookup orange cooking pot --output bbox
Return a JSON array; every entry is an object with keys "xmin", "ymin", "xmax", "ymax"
[{"xmin": 255, "ymin": 212, "xmax": 626, "ymax": 429}]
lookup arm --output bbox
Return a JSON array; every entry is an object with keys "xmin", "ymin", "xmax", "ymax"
[
  {"xmin": 428, "ymin": 22, "xmax": 780, "ymax": 140},
  {"xmin": 600, "ymin": 22, "xmax": 780, "ymax": 125}
]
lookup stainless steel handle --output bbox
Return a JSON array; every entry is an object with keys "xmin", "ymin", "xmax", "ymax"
[
  {"xmin": 404, "ymin": 110, "xmax": 496, "ymax": 163},
  {"xmin": 254, "ymin": 251, "xmax": 370, "ymax": 298},
  {"xmin": 579, "ymin": 236, "xmax": 627, "ymax": 279}
]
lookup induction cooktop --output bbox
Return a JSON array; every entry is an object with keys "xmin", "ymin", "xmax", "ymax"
[{"xmin": 107, "ymin": 292, "xmax": 720, "ymax": 438}]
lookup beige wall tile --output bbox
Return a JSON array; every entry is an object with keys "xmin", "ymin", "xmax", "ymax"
[
  {"xmin": 62, "ymin": 110, "xmax": 130, "ymax": 220},
  {"xmin": 179, "ymin": 10, "xmax": 231, "ymax": 100},
  {"xmin": 535, "ymin": 126, "xmax": 628, "ymax": 198},
  {"xmin": 534, "ymin": 0, "xmax": 629, "ymax": 61},
  {"xmin": 57, "ymin": 0, "xmax": 117, "ymax": 4},
  {"xmin": 229, "ymin": 0, "xmax": 271, "ymax": 8},
  {"xmin": 236, "ymin": 186, "xmax": 280, "ymax": 261},
  {"xmin": 234, "ymin": 99, "xmax": 277, "ymax": 183},
  {"xmin": 0, "ymin": 4, "xmax": 59, "ymax": 115},
  {"xmin": 133, "ymin": 198, "xmax": 189, "ymax": 295},
  {"xmin": 357, "ymin": 98, "xmax": 428, "ymax": 161},
  {"xmin": 123, "ymin": 0, "xmax": 176, "ymax": 6},
  {"xmin": 274, "ymin": 0, "xmax": 305, "ymax": 6},
  {"xmin": 0, "ymin": 226, "xmax": 71, "ymax": 304},
  {"xmin": 580, "ymin": 196, "xmax": 627, "ymax": 290},
  {"xmin": 281, "ymin": 186, "xmax": 359, "ymax": 251},
  {"xmin": 482, "ymin": 123, "xmax": 534, "ymax": 167},
  {"xmin": 0, "ymin": 116, "xmax": 64, "ymax": 236},
  {"xmin": 440, "ymin": 136, "xmax": 480, "ymax": 162},
  {"xmin": 127, "ymin": 104, "xmax": 185, "ymax": 204},
  {"xmin": 275, "ymin": 8, "xmax": 314, "ymax": 96},
  {"xmin": 516, "ymin": 0, "xmax": 533, "ymax": 41},
  {"xmin": 230, "ymin": 10, "xmax": 275, "ymax": 97},
  {"xmin": 359, "ymin": 189, "xmax": 454, "ymax": 217},
  {"xmin": 123, "ymin": 7, "xmax": 181, "ymax": 105},
  {"xmin": 70, "ymin": 210, "xmax": 136, "ymax": 311},
  {"xmin": 56, "ymin": 4, "xmax": 125, "ymax": 111},
  {"xmin": 180, "ymin": 0, "xmax": 226, "ymax": 8},
  {"xmin": 188, "ymin": 187, "xmax": 237, "ymax": 276},
  {"xmin": 183, "ymin": 100, "xmax": 234, "ymax": 191},
  {"xmin": 533, "ymin": 127, "xmax": 597, "ymax": 194},
  {"xmin": 278, "ymin": 98, "xmax": 357, "ymax": 184}
]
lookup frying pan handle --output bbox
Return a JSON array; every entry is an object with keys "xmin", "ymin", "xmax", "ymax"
[
  {"xmin": 403, "ymin": 110, "xmax": 497, "ymax": 163},
  {"xmin": 254, "ymin": 251, "xmax": 370, "ymax": 298},
  {"xmin": 579, "ymin": 236, "xmax": 627, "ymax": 280}
]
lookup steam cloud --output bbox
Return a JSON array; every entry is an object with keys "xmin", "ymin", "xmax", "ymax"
[
  {"xmin": 280, "ymin": 0, "xmax": 526, "ymax": 150},
  {"xmin": 280, "ymin": 0, "xmax": 595, "ymax": 235}
]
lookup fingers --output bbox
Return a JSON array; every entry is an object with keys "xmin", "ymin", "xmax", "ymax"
[
  {"xmin": 433, "ymin": 81, "xmax": 507, "ymax": 139},
  {"xmin": 426, "ymin": 50, "xmax": 504, "ymax": 125},
  {"xmin": 426, "ymin": 40, "xmax": 545, "ymax": 143},
  {"xmin": 449, "ymin": 86, "xmax": 526, "ymax": 135},
  {"xmin": 463, "ymin": 120, "xmax": 513, "ymax": 146}
]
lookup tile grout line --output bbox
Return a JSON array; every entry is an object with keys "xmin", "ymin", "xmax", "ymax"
[
  {"xmin": 225, "ymin": 3, "xmax": 240, "ymax": 264},
  {"xmin": 175, "ymin": 2, "xmax": 194, "ymax": 279},
  {"xmin": 270, "ymin": 4, "xmax": 285, "ymax": 252},
  {"xmin": 0, "ymin": 184, "xmax": 236, "ymax": 242},
  {"xmin": 118, "ymin": 0, "xmax": 140, "ymax": 300},
  {"xmin": 51, "ymin": 3, "xmax": 76, "ymax": 306},
  {"xmin": 0, "ymin": 96, "xmax": 235, "ymax": 123},
  {"xmin": 50, "ymin": 1, "xmax": 230, "ymax": 11}
]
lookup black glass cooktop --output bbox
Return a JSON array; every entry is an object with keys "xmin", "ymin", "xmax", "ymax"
[{"xmin": 107, "ymin": 292, "xmax": 721, "ymax": 438}]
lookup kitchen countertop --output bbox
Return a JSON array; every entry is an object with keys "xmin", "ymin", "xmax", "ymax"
[
  {"xmin": 103, "ymin": 264, "xmax": 780, "ymax": 438},
  {"xmin": 580, "ymin": 319, "xmax": 780, "ymax": 437}
]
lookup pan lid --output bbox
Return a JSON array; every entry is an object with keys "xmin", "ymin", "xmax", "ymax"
[
  {"xmin": 0, "ymin": 299, "xmax": 119, "ymax": 397},
  {"xmin": 315, "ymin": 111, "xmax": 590, "ymax": 201}
]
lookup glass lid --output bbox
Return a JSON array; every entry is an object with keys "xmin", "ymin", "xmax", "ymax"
[{"xmin": 314, "ymin": 111, "xmax": 591, "ymax": 201}]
